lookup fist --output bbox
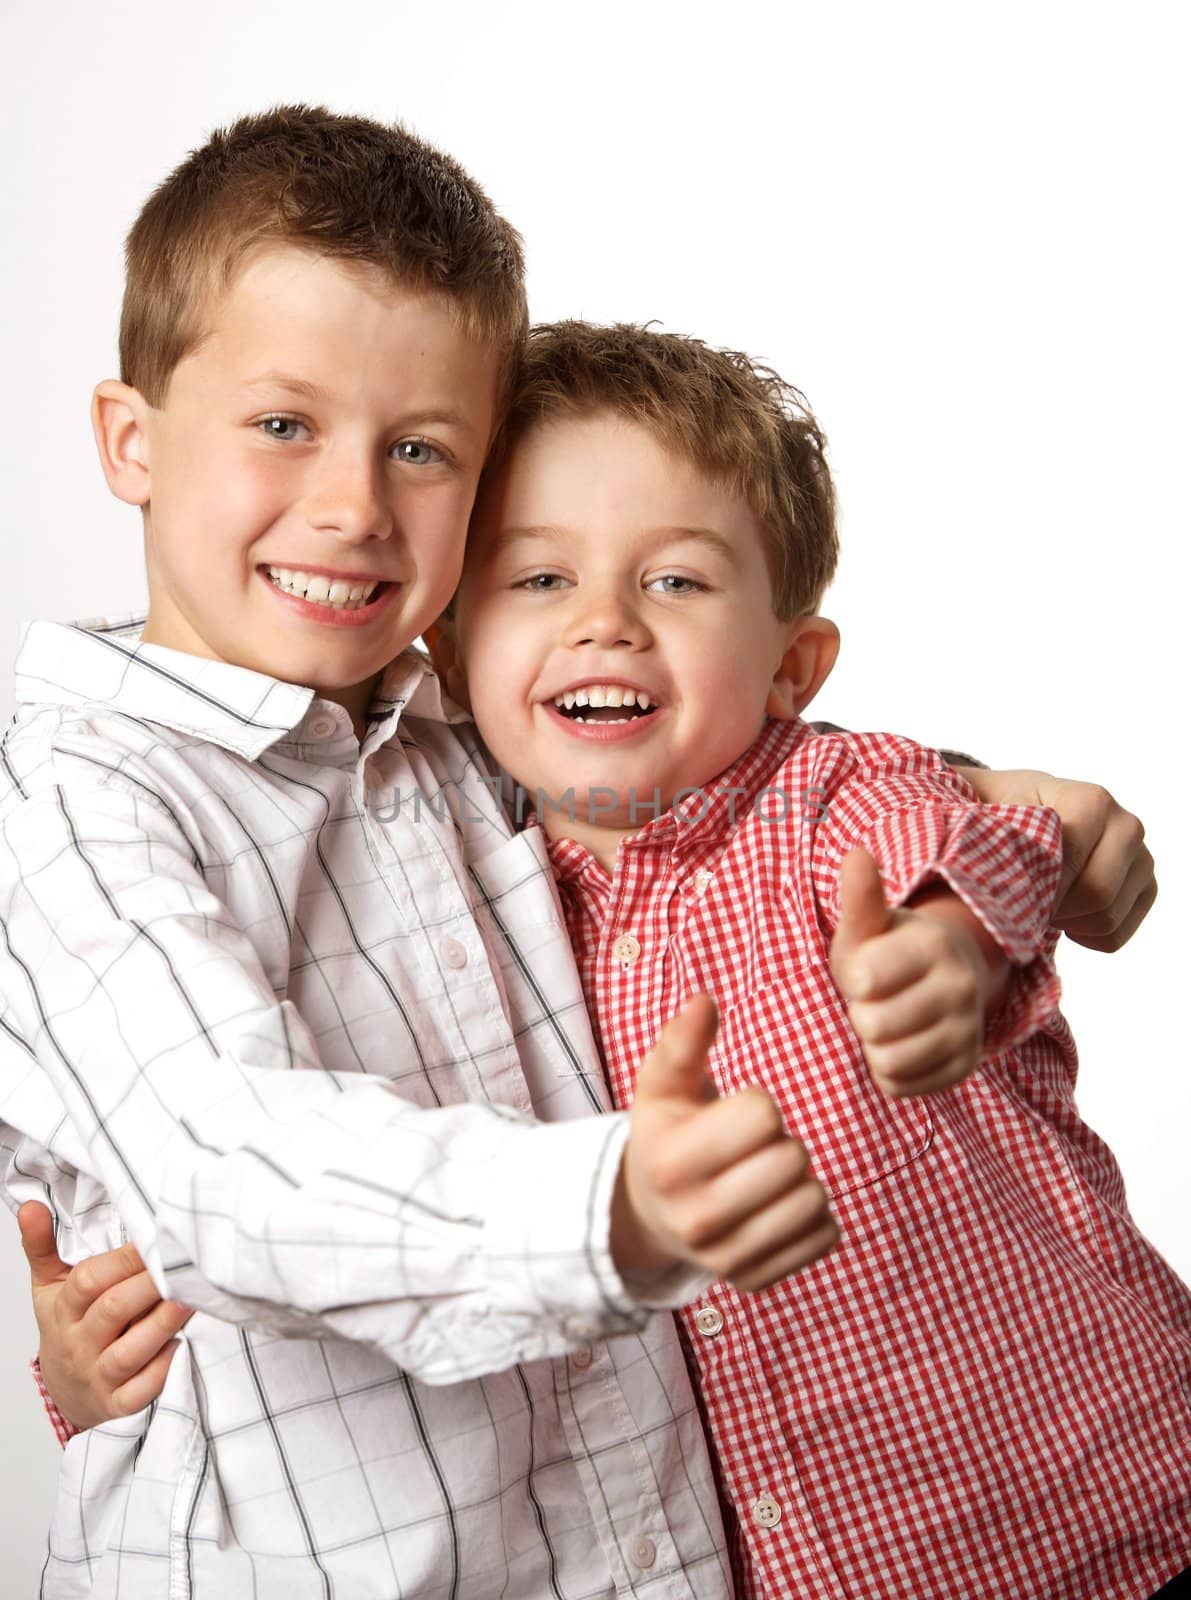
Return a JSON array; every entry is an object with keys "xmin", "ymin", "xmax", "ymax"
[{"xmin": 830, "ymin": 850, "xmax": 989, "ymax": 1097}]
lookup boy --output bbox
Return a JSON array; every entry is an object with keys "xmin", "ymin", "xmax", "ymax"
[
  {"xmin": 30, "ymin": 319, "xmax": 1186, "ymax": 1600},
  {"xmin": 4, "ymin": 110, "xmax": 1165, "ymax": 1598},
  {"xmin": 1, "ymin": 106, "xmax": 843, "ymax": 1599},
  {"xmin": 421, "ymin": 322, "xmax": 1188, "ymax": 1598}
]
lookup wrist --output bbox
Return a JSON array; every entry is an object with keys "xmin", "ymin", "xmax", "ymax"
[{"xmin": 609, "ymin": 1161, "xmax": 675, "ymax": 1275}]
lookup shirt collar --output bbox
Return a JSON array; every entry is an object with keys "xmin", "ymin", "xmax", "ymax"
[
  {"xmin": 13, "ymin": 614, "xmax": 464, "ymax": 760},
  {"xmin": 545, "ymin": 717, "xmax": 814, "ymax": 884}
]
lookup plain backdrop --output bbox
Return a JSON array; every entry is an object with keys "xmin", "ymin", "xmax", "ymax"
[{"xmin": 2, "ymin": 0, "xmax": 1188, "ymax": 1589}]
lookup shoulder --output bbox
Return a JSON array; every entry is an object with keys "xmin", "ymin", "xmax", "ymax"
[{"xmin": 0, "ymin": 699, "xmax": 225, "ymax": 832}]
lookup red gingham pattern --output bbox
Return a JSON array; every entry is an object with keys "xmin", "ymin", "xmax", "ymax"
[
  {"xmin": 548, "ymin": 720, "xmax": 1191, "ymax": 1600},
  {"xmin": 32, "ymin": 1357, "xmax": 79, "ymax": 1449}
]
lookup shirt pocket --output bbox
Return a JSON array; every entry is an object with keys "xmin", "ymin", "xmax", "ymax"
[{"xmin": 712, "ymin": 964, "xmax": 934, "ymax": 1198}]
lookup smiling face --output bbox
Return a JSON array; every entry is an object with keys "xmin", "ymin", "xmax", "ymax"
[
  {"xmin": 450, "ymin": 411, "xmax": 838, "ymax": 862},
  {"xmin": 96, "ymin": 245, "xmax": 500, "ymax": 733}
]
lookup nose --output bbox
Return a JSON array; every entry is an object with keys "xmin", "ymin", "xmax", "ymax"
[
  {"xmin": 304, "ymin": 446, "xmax": 394, "ymax": 544},
  {"xmin": 562, "ymin": 579, "xmax": 652, "ymax": 650}
]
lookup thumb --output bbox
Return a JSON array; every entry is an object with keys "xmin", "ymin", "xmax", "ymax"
[
  {"xmin": 634, "ymin": 994, "xmax": 720, "ymax": 1107},
  {"xmin": 833, "ymin": 848, "xmax": 894, "ymax": 962},
  {"xmin": 17, "ymin": 1201, "xmax": 69, "ymax": 1289}
]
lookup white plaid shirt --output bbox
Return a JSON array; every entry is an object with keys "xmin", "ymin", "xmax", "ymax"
[{"xmin": 0, "ymin": 617, "xmax": 731, "ymax": 1599}]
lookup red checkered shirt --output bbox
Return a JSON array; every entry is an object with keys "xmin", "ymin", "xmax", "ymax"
[{"xmin": 546, "ymin": 719, "xmax": 1191, "ymax": 1600}]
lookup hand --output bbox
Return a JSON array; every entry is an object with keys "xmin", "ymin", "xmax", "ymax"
[
  {"xmin": 612, "ymin": 995, "xmax": 838, "ymax": 1293},
  {"xmin": 18, "ymin": 1201, "xmax": 190, "ymax": 1429},
  {"xmin": 957, "ymin": 767, "xmax": 1156, "ymax": 951},
  {"xmin": 830, "ymin": 849, "xmax": 988, "ymax": 1098}
]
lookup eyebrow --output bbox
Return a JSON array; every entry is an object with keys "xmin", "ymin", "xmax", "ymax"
[
  {"xmin": 493, "ymin": 524, "xmax": 741, "ymax": 564},
  {"xmin": 242, "ymin": 373, "xmax": 475, "ymax": 432}
]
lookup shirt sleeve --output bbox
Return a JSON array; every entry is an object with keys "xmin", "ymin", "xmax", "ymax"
[
  {"xmin": 0, "ymin": 773, "xmax": 651, "ymax": 1385},
  {"xmin": 31, "ymin": 1356, "xmax": 79, "ymax": 1449},
  {"xmin": 805, "ymin": 731, "xmax": 1062, "ymax": 1055}
]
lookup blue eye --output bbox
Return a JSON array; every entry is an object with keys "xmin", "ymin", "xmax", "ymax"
[
  {"xmin": 393, "ymin": 439, "xmax": 442, "ymax": 466},
  {"xmin": 647, "ymin": 574, "xmax": 704, "ymax": 595},
  {"xmin": 259, "ymin": 416, "xmax": 306, "ymax": 441}
]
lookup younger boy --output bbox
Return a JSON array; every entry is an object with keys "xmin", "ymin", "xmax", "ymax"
[{"xmin": 422, "ymin": 322, "xmax": 1190, "ymax": 1599}]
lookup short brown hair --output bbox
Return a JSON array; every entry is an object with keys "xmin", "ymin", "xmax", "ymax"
[
  {"xmin": 492, "ymin": 321, "xmax": 838, "ymax": 618},
  {"xmin": 121, "ymin": 104, "xmax": 527, "ymax": 406}
]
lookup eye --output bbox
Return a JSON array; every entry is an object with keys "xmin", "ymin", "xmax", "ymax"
[
  {"xmin": 258, "ymin": 415, "xmax": 309, "ymax": 442},
  {"xmin": 646, "ymin": 574, "xmax": 706, "ymax": 595},
  {"xmin": 392, "ymin": 438, "xmax": 444, "ymax": 466},
  {"xmin": 516, "ymin": 572, "xmax": 572, "ymax": 592}
]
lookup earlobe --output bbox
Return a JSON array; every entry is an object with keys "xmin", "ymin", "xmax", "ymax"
[
  {"xmin": 92, "ymin": 381, "xmax": 152, "ymax": 508},
  {"xmin": 766, "ymin": 616, "xmax": 841, "ymax": 720}
]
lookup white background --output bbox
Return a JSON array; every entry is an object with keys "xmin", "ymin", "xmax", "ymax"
[{"xmin": 2, "ymin": 1, "xmax": 1187, "ymax": 1588}]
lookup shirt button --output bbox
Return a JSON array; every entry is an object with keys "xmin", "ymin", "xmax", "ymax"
[
  {"xmin": 629, "ymin": 1535, "xmax": 657, "ymax": 1570},
  {"xmin": 752, "ymin": 1493, "xmax": 782, "ymax": 1529},
  {"xmin": 694, "ymin": 1305, "xmax": 724, "ymax": 1338},
  {"xmin": 570, "ymin": 1346, "xmax": 593, "ymax": 1371},
  {"xmin": 692, "ymin": 868, "xmax": 714, "ymax": 894},
  {"xmin": 612, "ymin": 934, "xmax": 641, "ymax": 967},
  {"xmin": 439, "ymin": 937, "xmax": 468, "ymax": 969},
  {"xmin": 307, "ymin": 712, "xmax": 338, "ymax": 739}
]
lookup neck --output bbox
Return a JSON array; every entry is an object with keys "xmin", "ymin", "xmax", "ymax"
[{"xmin": 536, "ymin": 805, "xmax": 643, "ymax": 873}]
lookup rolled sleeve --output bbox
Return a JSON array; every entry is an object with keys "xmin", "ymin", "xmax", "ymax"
[{"xmin": 809, "ymin": 732, "xmax": 1064, "ymax": 1055}]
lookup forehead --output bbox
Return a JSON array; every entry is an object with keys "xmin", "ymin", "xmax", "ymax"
[
  {"xmin": 175, "ymin": 244, "xmax": 499, "ymax": 412},
  {"xmin": 477, "ymin": 411, "xmax": 765, "ymax": 553}
]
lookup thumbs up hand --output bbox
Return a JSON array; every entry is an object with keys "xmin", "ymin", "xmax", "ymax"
[
  {"xmin": 611, "ymin": 995, "xmax": 838, "ymax": 1293},
  {"xmin": 831, "ymin": 849, "xmax": 990, "ymax": 1098}
]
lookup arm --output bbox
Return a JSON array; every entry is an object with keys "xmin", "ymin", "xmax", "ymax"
[
  {"xmin": 22, "ymin": 998, "xmax": 841, "ymax": 1434},
  {"xmin": 808, "ymin": 723, "xmax": 1157, "ymax": 950},
  {"xmin": 956, "ymin": 767, "xmax": 1156, "ymax": 950},
  {"xmin": 0, "ymin": 775, "xmax": 653, "ymax": 1382},
  {"xmin": 808, "ymin": 731, "xmax": 1063, "ymax": 1093},
  {"xmin": 4, "ymin": 775, "xmax": 838, "ymax": 1387}
]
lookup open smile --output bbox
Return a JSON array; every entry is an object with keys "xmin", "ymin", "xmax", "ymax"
[{"xmin": 259, "ymin": 565, "xmax": 400, "ymax": 627}]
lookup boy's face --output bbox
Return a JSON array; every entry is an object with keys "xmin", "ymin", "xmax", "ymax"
[
  {"xmin": 451, "ymin": 411, "xmax": 809, "ymax": 829},
  {"xmin": 104, "ymin": 247, "xmax": 499, "ymax": 728}
]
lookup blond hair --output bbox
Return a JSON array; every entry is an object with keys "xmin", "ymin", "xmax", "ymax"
[
  {"xmin": 120, "ymin": 104, "xmax": 527, "ymax": 405},
  {"xmin": 493, "ymin": 321, "xmax": 838, "ymax": 618}
]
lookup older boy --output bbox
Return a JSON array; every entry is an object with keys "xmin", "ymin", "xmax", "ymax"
[
  {"xmin": 418, "ymin": 323, "xmax": 1188, "ymax": 1599},
  {"xmin": 1, "ymin": 107, "xmax": 840, "ymax": 1599}
]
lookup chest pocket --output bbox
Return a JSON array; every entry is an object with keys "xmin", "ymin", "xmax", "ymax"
[{"xmin": 711, "ymin": 963, "xmax": 933, "ymax": 1198}]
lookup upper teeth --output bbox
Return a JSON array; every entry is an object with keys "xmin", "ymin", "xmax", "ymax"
[
  {"xmin": 553, "ymin": 685, "xmax": 653, "ymax": 710},
  {"xmin": 267, "ymin": 567, "xmax": 380, "ymax": 608}
]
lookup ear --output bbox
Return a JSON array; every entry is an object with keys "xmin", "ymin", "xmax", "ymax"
[
  {"xmin": 424, "ymin": 615, "xmax": 472, "ymax": 711},
  {"xmin": 92, "ymin": 381, "xmax": 153, "ymax": 507},
  {"xmin": 766, "ymin": 615, "xmax": 840, "ymax": 720}
]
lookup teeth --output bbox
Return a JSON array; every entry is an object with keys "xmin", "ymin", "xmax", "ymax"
[
  {"xmin": 267, "ymin": 566, "xmax": 381, "ymax": 609},
  {"xmin": 551, "ymin": 684, "xmax": 658, "ymax": 711}
]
